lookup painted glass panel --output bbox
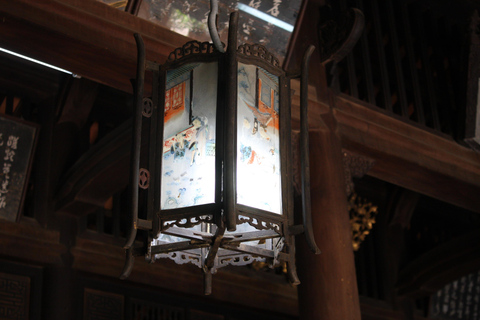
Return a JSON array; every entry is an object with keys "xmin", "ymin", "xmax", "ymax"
[
  {"xmin": 161, "ymin": 62, "xmax": 217, "ymax": 209},
  {"xmin": 237, "ymin": 62, "xmax": 282, "ymax": 214}
]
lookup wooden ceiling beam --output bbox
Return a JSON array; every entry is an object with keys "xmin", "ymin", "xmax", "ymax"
[
  {"xmin": 334, "ymin": 94, "xmax": 480, "ymax": 213},
  {"xmin": 0, "ymin": 0, "xmax": 189, "ymax": 93},
  {"xmin": 396, "ymin": 229, "xmax": 480, "ymax": 298}
]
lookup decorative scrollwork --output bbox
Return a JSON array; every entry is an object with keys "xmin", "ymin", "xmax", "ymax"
[
  {"xmin": 238, "ymin": 215, "xmax": 281, "ymax": 232},
  {"xmin": 318, "ymin": 6, "xmax": 364, "ymax": 64},
  {"xmin": 168, "ymin": 41, "xmax": 218, "ymax": 62},
  {"xmin": 343, "ymin": 150, "xmax": 375, "ymax": 196},
  {"xmin": 218, "ymin": 254, "xmax": 264, "ymax": 269},
  {"xmin": 237, "ymin": 44, "xmax": 280, "ymax": 68},
  {"xmin": 349, "ymin": 192, "xmax": 378, "ymax": 251},
  {"xmin": 162, "ymin": 215, "xmax": 214, "ymax": 230},
  {"xmin": 154, "ymin": 251, "xmax": 202, "ymax": 268}
]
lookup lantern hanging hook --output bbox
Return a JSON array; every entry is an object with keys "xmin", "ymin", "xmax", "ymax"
[
  {"xmin": 300, "ymin": 45, "xmax": 321, "ymax": 255},
  {"xmin": 208, "ymin": 0, "xmax": 225, "ymax": 53}
]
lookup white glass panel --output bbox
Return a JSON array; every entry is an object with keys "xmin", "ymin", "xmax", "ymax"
[
  {"xmin": 236, "ymin": 62, "xmax": 282, "ymax": 214},
  {"xmin": 161, "ymin": 62, "xmax": 217, "ymax": 209}
]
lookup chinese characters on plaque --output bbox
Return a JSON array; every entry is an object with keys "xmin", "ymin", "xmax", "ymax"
[
  {"xmin": 0, "ymin": 116, "xmax": 37, "ymax": 221},
  {"xmin": 431, "ymin": 270, "xmax": 480, "ymax": 320}
]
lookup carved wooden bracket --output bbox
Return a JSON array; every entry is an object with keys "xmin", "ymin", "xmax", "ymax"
[
  {"xmin": 342, "ymin": 150, "xmax": 375, "ymax": 196},
  {"xmin": 318, "ymin": 4, "xmax": 365, "ymax": 65}
]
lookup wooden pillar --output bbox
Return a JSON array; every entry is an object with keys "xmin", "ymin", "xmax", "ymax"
[{"xmin": 297, "ymin": 123, "xmax": 361, "ymax": 319}]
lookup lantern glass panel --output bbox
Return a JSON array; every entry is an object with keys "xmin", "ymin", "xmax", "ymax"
[
  {"xmin": 161, "ymin": 62, "xmax": 218, "ymax": 209},
  {"xmin": 236, "ymin": 62, "xmax": 282, "ymax": 214}
]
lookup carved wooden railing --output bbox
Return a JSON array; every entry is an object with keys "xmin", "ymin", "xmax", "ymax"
[{"xmin": 332, "ymin": 0, "xmax": 467, "ymax": 140}]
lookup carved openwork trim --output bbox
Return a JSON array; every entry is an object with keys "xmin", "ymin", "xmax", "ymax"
[
  {"xmin": 0, "ymin": 272, "xmax": 30, "ymax": 319},
  {"xmin": 349, "ymin": 192, "xmax": 378, "ymax": 251},
  {"xmin": 162, "ymin": 215, "xmax": 214, "ymax": 230},
  {"xmin": 154, "ymin": 251, "xmax": 202, "ymax": 268},
  {"xmin": 343, "ymin": 150, "xmax": 375, "ymax": 196},
  {"xmin": 84, "ymin": 288, "xmax": 124, "ymax": 320},
  {"xmin": 218, "ymin": 254, "xmax": 264, "ymax": 269},
  {"xmin": 237, "ymin": 44, "xmax": 280, "ymax": 68},
  {"xmin": 168, "ymin": 41, "xmax": 218, "ymax": 62},
  {"xmin": 238, "ymin": 215, "xmax": 281, "ymax": 233}
]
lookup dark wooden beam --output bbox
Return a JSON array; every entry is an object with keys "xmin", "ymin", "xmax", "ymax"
[
  {"xmin": 55, "ymin": 121, "xmax": 131, "ymax": 215},
  {"xmin": 70, "ymin": 236, "xmax": 299, "ymax": 317},
  {"xmin": 0, "ymin": 52, "xmax": 61, "ymax": 101},
  {"xmin": 0, "ymin": 219, "xmax": 65, "ymax": 265},
  {"xmin": 334, "ymin": 94, "xmax": 480, "ymax": 214},
  {"xmin": 359, "ymin": 296, "xmax": 435, "ymax": 320},
  {"xmin": 0, "ymin": 0, "xmax": 189, "ymax": 94},
  {"xmin": 396, "ymin": 229, "xmax": 480, "ymax": 298}
]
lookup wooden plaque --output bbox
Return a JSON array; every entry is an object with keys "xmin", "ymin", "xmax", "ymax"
[{"xmin": 0, "ymin": 115, "xmax": 38, "ymax": 222}]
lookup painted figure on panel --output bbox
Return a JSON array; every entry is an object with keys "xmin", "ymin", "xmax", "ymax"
[
  {"xmin": 237, "ymin": 63, "xmax": 282, "ymax": 215},
  {"xmin": 161, "ymin": 62, "xmax": 217, "ymax": 210}
]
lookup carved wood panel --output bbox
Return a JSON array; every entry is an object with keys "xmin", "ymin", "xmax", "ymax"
[
  {"xmin": 84, "ymin": 288, "xmax": 124, "ymax": 320},
  {"xmin": 190, "ymin": 310, "xmax": 224, "ymax": 320},
  {"xmin": 0, "ymin": 272, "xmax": 30, "ymax": 320},
  {"xmin": 342, "ymin": 150, "xmax": 375, "ymax": 196},
  {"xmin": 130, "ymin": 298, "xmax": 185, "ymax": 320}
]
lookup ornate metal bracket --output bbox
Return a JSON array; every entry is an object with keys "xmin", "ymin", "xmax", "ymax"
[
  {"xmin": 299, "ymin": 45, "xmax": 321, "ymax": 255},
  {"xmin": 318, "ymin": 4, "xmax": 365, "ymax": 86},
  {"xmin": 286, "ymin": 46, "xmax": 321, "ymax": 255},
  {"xmin": 121, "ymin": 33, "xmax": 145, "ymax": 277}
]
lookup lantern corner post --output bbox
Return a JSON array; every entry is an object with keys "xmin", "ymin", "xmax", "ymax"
[{"xmin": 223, "ymin": 11, "xmax": 239, "ymax": 231}]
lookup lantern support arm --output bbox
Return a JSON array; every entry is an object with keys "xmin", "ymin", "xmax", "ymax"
[
  {"xmin": 137, "ymin": 218, "xmax": 152, "ymax": 230},
  {"xmin": 120, "ymin": 248, "xmax": 135, "ymax": 279},
  {"xmin": 124, "ymin": 33, "xmax": 145, "ymax": 250},
  {"xmin": 120, "ymin": 246, "xmax": 145, "ymax": 279},
  {"xmin": 223, "ymin": 230, "xmax": 280, "ymax": 244},
  {"xmin": 151, "ymin": 241, "xmax": 211, "ymax": 254},
  {"xmin": 205, "ymin": 226, "xmax": 226, "ymax": 268},
  {"xmin": 162, "ymin": 227, "xmax": 214, "ymax": 242},
  {"xmin": 203, "ymin": 225, "xmax": 226, "ymax": 296},
  {"xmin": 221, "ymin": 243, "xmax": 289, "ymax": 260},
  {"xmin": 204, "ymin": 270, "xmax": 213, "ymax": 295},
  {"xmin": 300, "ymin": 45, "xmax": 321, "ymax": 255}
]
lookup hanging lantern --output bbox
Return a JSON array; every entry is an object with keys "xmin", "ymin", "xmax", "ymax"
[{"xmin": 121, "ymin": 9, "xmax": 319, "ymax": 295}]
